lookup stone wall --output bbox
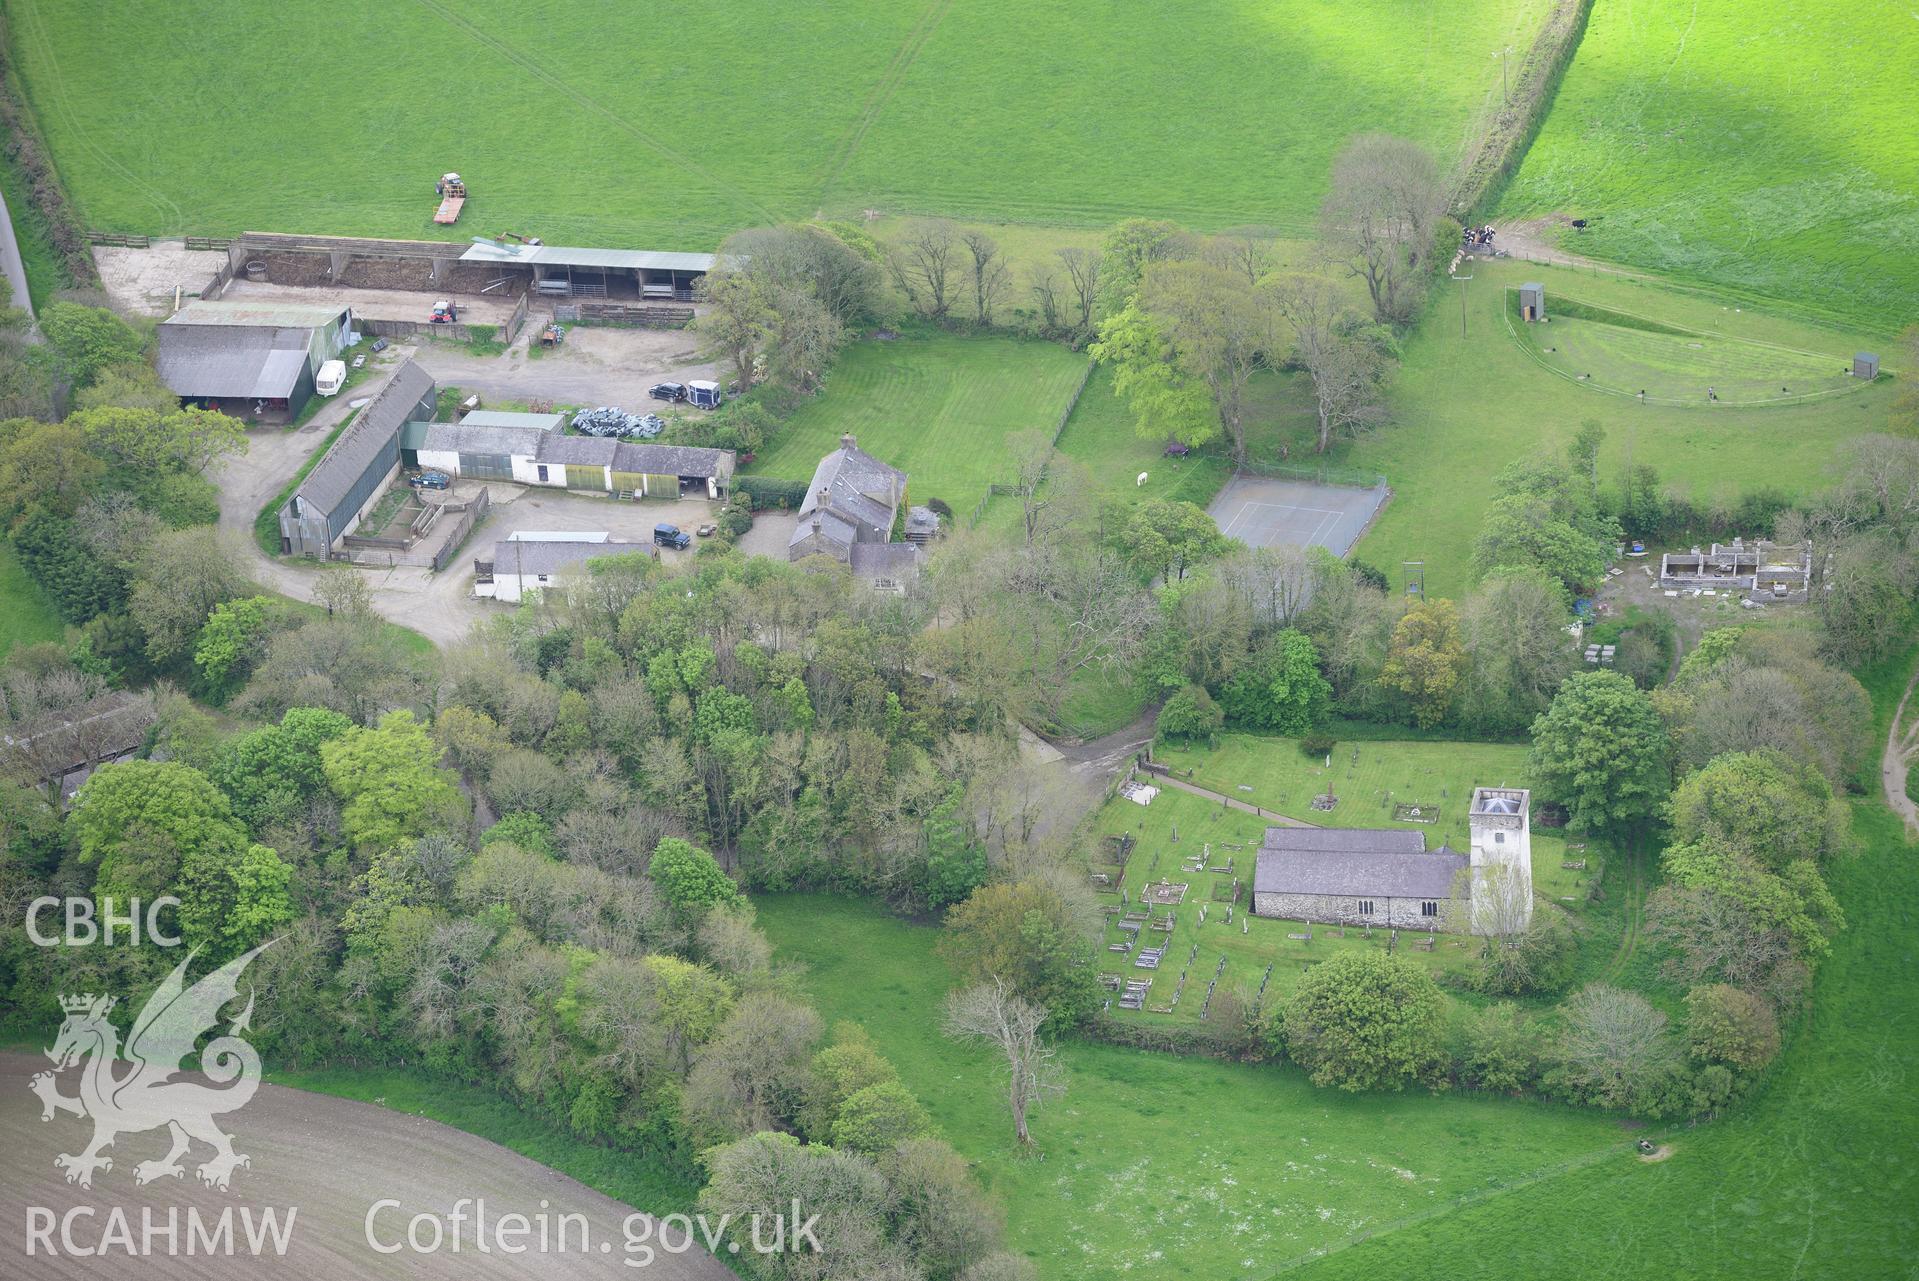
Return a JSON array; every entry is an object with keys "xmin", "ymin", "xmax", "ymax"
[{"xmin": 1252, "ymin": 891, "xmax": 1457, "ymax": 931}]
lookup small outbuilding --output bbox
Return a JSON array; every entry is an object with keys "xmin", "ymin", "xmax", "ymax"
[
  {"xmin": 475, "ymin": 534, "xmax": 647, "ymax": 603},
  {"xmin": 1854, "ymin": 352, "xmax": 1880, "ymax": 380},
  {"xmin": 1518, "ymin": 283, "xmax": 1546, "ymax": 322},
  {"xmin": 156, "ymin": 300, "xmax": 353, "ymax": 421}
]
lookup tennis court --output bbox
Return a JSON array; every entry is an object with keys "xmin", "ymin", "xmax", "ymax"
[{"xmin": 1207, "ymin": 474, "xmax": 1390, "ymax": 558}]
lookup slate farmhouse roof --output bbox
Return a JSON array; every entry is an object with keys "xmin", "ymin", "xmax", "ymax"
[{"xmin": 791, "ymin": 435, "xmax": 906, "ymax": 550}]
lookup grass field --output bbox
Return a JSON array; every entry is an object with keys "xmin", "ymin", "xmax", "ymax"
[
  {"xmin": 0, "ymin": 539, "xmax": 62, "ymax": 656},
  {"xmin": 757, "ymin": 892, "xmax": 1626, "ymax": 1280},
  {"xmin": 744, "ymin": 332, "xmax": 1089, "ymax": 512},
  {"xmin": 1494, "ymin": 0, "xmax": 1919, "ymax": 326},
  {"xmin": 1513, "ymin": 295, "xmax": 1861, "ymax": 406},
  {"xmin": 1321, "ymin": 259, "xmax": 1895, "ymax": 599},
  {"xmin": 1154, "ymin": 733, "xmax": 1543, "ymax": 851},
  {"xmin": 6, "ymin": 0, "xmax": 1546, "ymax": 246}
]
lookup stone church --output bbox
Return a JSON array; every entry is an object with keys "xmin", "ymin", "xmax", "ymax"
[{"xmin": 1250, "ymin": 787, "xmax": 1533, "ymax": 934}]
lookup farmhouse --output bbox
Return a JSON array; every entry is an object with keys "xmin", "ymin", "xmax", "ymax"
[
  {"xmin": 475, "ymin": 533, "xmax": 648, "ymax": 603},
  {"xmin": 789, "ymin": 434, "xmax": 907, "ymax": 561},
  {"xmin": 155, "ymin": 299, "xmax": 352, "ymax": 421},
  {"xmin": 1252, "ymin": 788, "xmax": 1532, "ymax": 934},
  {"xmin": 279, "ymin": 359, "xmax": 437, "ymax": 558},
  {"xmin": 401, "ymin": 414, "xmax": 734, "ymax": 499}
]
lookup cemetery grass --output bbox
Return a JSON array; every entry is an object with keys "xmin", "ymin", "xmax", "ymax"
[
  {"xmin": 1493, "ymin": 0, "xmax": 1919, "ymax": 326},
  {"xmin": 1154, "ymin": 732, "xmax": 1544, "ymax": 855},
  {"xmin": 1314, "ymin": 259, "xmax": 1896, "ymax": 600},
  {"xmin": 0, "ymin": 540, "xmax": 62, "ymax": 656},
  {"xmin": 756, "ymin": 892, "xmax": 1626, "ymax": 1281},
  {"xmin": 744, "ymin": 332, "xmax": 1087, "ymax": 515},
  {"xmin": 7, "ymin": 0, "xmax": 1547, "ymax": 246},
  {"xmin": 1282, "ymin": 650, "xmax": 1919, "ymax": 1281}
]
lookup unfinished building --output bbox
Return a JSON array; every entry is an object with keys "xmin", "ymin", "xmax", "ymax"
[{"xmin": 1658, "ymin": 538, "xmax": 1812, "ymax": 604}]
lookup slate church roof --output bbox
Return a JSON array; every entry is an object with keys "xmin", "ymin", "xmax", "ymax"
[{"xmin": 1253, "ymin": 827, "xmax": 1466, "ymax": 899}]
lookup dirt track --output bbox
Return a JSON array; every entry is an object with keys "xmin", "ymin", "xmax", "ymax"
[{"xmin": 0, "ymin": 1052, "xmax": 730, "ymax": 1279}]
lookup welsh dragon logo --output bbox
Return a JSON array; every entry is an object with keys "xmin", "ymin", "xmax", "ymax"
[{"xmin": 31, "ymin": 943, "xmax": 271, "ymax": 1191}]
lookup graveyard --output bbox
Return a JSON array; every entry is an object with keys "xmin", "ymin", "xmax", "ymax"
[{"xmin": 1091, "ymin": 739, "xmax": 1601, "ymax": 1026}]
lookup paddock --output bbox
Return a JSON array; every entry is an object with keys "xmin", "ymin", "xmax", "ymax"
[{"xmin": 1207, "ymin": 473, "xmax": 1390, "ymax": 558}]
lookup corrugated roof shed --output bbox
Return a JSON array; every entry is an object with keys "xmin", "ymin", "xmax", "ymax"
[
  {"xmin": 295, "ymin": 360, "xmax": 435, "ymax": 516},
  {"xmin": 458, "ymin": 243, "xmax": 717, "ymax": 273},
  {"xmin": 611, "ymin": 442, "xmax": 734, "ymax": 478},
  {"xmin": 155, "ymin": 324, "xmax": 314, "ymax": 399},
  {"xmin": 536, "ymin": 434, "xmax": 619, "ymax": 466},
  {"xmin": 1253, "ymin": 826, "xmax": 1465, "ymax": 899},
  {"xmin": 421, "ymin": 418, "xmax": 553, "ymax": 458},
  {"xmin": 460, "ymin": 410, "xmax": 567, "ymax": 432},
  {"xmin": 164, "ymin": 300, "xmax": 348, "ymax": 329}
]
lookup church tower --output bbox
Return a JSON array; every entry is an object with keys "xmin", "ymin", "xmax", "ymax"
[{"xmin": 1468, "ymin": 787, "xmax": 1532, "ymax": 935}]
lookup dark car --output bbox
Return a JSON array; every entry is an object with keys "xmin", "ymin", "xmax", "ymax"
[
  {"xmin": 409, "ymin": 471, "xmax": 451, "ymax": 490},
  {"xmin": 648, "ymin": 382, "xmax": 686, "ymax": 402},
  {"xmin": 653, "ymin": 523, "xmax": 691, "ymax": 550}
]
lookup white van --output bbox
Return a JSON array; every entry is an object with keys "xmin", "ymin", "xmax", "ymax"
[{"xmin": 315, "ymin": 360, "xmax": 347, "ymax": 397}]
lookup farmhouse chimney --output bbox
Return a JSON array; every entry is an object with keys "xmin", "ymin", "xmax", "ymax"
[{"xmin": 840, "ymin": 433, "xmax": 856, "ymax": 450}]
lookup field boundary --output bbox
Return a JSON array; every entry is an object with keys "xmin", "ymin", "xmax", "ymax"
[
  {"xmin": 0, "ymin": 9, "xmax": 95, "ymax": 287},
  {"xmin": 968, "ymin": 356, "xmax": 1095, "ymax": 528},
  {"xmin": 1451, "ymin": 0, "xmax": 1596, "ymax": 217}
]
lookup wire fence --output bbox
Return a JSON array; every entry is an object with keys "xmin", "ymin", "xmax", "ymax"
[
  {"xmin": 968, "ymin": 359, "xmax": 1097, "ymax": 529},
  {"xmin": 1236, "ymin": 458, "xmax": 1387, "ymax": 490}
]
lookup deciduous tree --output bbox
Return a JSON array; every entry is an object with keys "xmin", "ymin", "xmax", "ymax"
[
  {"xmin": 1276, "ymin": 950, "xmax": 1447, "ymax": 1091},
  {"xmin": 1527, "ymin": 671, "xmax": 1670, "ymax": 834},
  {"xmin": 943, "ymin": 978, "xmax": 1066, "ymax": 1145}
]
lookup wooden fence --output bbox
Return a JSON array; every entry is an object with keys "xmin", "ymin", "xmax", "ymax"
[
  {"xmin": 431, "ymin": 488, "xmax": 491, "ymax": 573},
  {"xmin": 502, "ymin": 292, "xmax": 531, "ymax": 346},
  {"xmin": 87, "ymin": 231, "xmax": 148, "ymax": 248},
  {"xmin": 183, "ymin": 236, "xmax": 231, "ymax": 251},
  {"xmin": 554, "ymin": 302, "xmax": 695, "ymax": 329}
]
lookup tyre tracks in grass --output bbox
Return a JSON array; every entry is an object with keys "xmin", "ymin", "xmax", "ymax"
[
  {"xmin": 816, "ymin": 0, "xmax": 953, "ymax": 202},
  {"xmin": 1599, "ymin": 842, "xmax": 1648, "ymax": 986},
  {"xmin": 407, "ymin": 0, "xmax": 775, "ymax": 226},
  {"xmin": 10, "ymin": 0, "xmax": 184, "ymax": 230}
]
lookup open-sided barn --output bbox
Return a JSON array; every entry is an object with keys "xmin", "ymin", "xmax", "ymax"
[{"xmin": 155, "ymin": 299, "xmax": 351, "ymax": 421}]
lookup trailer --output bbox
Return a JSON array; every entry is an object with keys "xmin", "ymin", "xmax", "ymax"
[
  {"xmin": 687, "ymin": 380, "xmax": 723, "ymax": 409},
  {"xmin": 433, "ymin": 173, "xmax": 467, "ymax": 225}
]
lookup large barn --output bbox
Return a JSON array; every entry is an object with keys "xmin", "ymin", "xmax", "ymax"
[
  {"xmin": 156, "ymin": 299, "xmax": 352, "ymax": 422},
  {"xmin": 279, "ymin": 359, "xmax": 437, "ymax": 558},
  {"xmin": 1251, "ymin": 788, "xmax": 1533, "ymax": 935}
]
